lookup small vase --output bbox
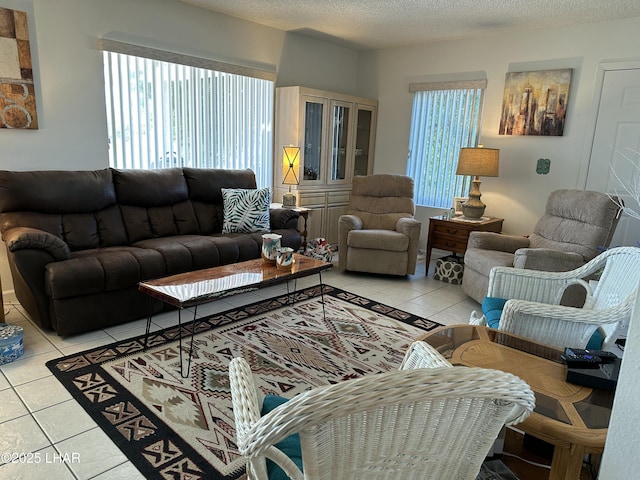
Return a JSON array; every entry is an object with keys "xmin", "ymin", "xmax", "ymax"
[
  {"xmin": 276, "ymin": 247, "xmax": 295, "ymax": 270},
  {"xmin": 261, "ymin": 233, "xmax": 282, "ymax": 264}
]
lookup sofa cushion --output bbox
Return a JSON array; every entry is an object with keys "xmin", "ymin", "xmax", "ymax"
[
  {"xmin": 348, "ymin": 174, "xmax": 415, "ymax": 230},
  {"xmin": 119, "ymin": 202, "xmax": 200, "ymax": 242},
  {"xmin": 113, "ymin": 168, "xmax": 188, "ymax": 207},
  {"xmin": 184, "ymin": 168, "xmax": 257, "ymax": 202},
  {"xmin": 133, "ymin": 235, "xmax": 244, "ymax": 274},
  {"xmin": 113, "ymin": 168, "xmax": 201, "ymax": 242},
  {"xmin": 347, "ymin": 229, "xmax": 409, "ymax": 251},
  {"xmin": 45, "ymin": 247, "xmax": 166, "ymax": 299},
  {"xmin": 62, "ymin": 205, "xmax": 129, "ymax": 250},
  {"xmin": 0, "ymin": 169, "xmax": 116, "ymax": 213},
  {"xmin": 185, "ymin": 168, "xmax": 257, "ymax": 235},
  {"xmin": 221, "ymin": 187, "xmax": 271, "ymax": 233},
  {"xmin": 0, "ymin": 169, "xmax": 128, "ymax": 249},
  {"xmin": 529, "ymin": 189, "xmax": 621, "ymax": 262},
  {"xmin": 354, "ymin": 212, "xmax": 411, "ymax": 231}
]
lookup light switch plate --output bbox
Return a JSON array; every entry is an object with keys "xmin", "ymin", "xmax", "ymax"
[{"xmin": 536, "ymin": 158, "xmax": 550, "ymax": 174}]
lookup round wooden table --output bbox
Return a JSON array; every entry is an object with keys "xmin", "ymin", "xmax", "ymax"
[{"xmin": 417, "ymin": 324, "xmax": 613, "ymax": 480}]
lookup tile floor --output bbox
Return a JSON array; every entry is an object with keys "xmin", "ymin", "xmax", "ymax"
[{"xmin": 0, "ymin": 251, "xmax": 479, "ymax": 479}]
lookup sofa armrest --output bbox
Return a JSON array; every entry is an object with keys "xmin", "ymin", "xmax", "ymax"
[
  {"xmin": 269, "ymin": 208, "xmax": 300, "ymax": 230},
  {"xmin": 513, "ymin": 248, "xmax": 584, "ymax": 271},
  {"xmin": 339, "ymin": 214, "xmax": 362, "ymax": 232},
  {"xmin": 396, "ymin": 217, "xmax": 422, "ymax": 274},
  {"xmin": 3, "ymin": 227, "xmax": 71, "ymax": 261},
  {"xmin": 1, "ymin": 227, "xmax": 71, "ymax": 330},
  {"xmin": 396, "ymin": 217, "xmax": 421, "ymax": 236},
  {"xmin": 338, "ymin": 214, "xmax": 362, "ymax": 269},
  {"xmin": 467, "ymin": 231, "xmax": 530, "ymax": 253}
]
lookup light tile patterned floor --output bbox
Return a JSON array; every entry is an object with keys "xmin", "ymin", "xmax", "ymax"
[{"xmin": 0, "ymin": 250, "xmax": 479, "ymax": 479}]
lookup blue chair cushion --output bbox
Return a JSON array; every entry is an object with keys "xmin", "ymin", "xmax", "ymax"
[
  {"xmin": 586, "ymin": 328, "xmax": 605, "ymax": 350},
  {"xmin": 481, "ymin": 297, "xmax": 604, "ymax": 348},
  {"xmin": 260, "ymin": 394, "xmax": 303, "ymax": 480},
  {"xmin": 482, "ymin": 297, "xmax": 508, "ymax": 329}
]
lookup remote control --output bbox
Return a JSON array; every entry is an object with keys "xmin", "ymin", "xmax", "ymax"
[
  {"xmin": 562, "ymin": 348, "xmax": 603, "ymax": 368},
  {"xmin": 565, "ymin": 348, "xmax": 618, "ymax": 362}
]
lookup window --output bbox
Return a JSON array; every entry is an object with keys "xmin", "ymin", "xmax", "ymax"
[
  {"xmin": 101, "ymin": 40, "xmax": 276, "ymax": 189},
  {"xmin": 406, "ymin": 80, "xmax": 486, "ymax": 208}
]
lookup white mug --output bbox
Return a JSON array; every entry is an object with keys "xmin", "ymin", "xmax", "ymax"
[{"xmin": 276, "ymin": 247, "xmax": 295, "ymax": 269}]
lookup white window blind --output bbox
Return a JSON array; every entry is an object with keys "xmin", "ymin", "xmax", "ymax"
[
  {"xmin": 406, "ymin": 80, "xmax": 486, "ymax": 208},
  {"xmin": 101, "ymin": 41, "xmax": 275, "ymax": 189}
]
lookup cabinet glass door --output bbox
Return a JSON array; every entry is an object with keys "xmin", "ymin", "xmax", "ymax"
[
  {"xmin": 353, "ymin": 107, "xmax": 374, "ymax": 177},
  {"xmin": 303, "ymin": 100, "xmax": 324, "ymax": 182},
  {"xmin": 329, "ymin": 102, "xmax": 350, "ymax": 183}
]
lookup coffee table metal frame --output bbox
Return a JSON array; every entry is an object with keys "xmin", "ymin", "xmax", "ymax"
[
  {"xmin": 416, "ymin": 324, "xmax": 613, "ymax": 480},
  {"xmin": 139, "ymin": 253, "xmax": 333, "ymax": 377}
]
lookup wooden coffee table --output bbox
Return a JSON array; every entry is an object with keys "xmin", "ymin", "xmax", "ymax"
[
  {"xmin": 139, "ymin": 253, "xmax": 333, "ymax": 376},
  {"xmin": 416, "ymin": 324, "xmax": 614, "ymax": 480}
]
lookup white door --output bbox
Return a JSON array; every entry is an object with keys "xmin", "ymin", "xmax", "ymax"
[{"xmin": 586, "ymin": 67, "xmax": 640, "ymax": 247}]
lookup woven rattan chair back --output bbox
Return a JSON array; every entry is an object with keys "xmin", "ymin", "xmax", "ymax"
[
  {"xmin": 230, "ymin": 341, "xmax": 534, "ymax": 480},
  {"xmin": 485, "ymin": 246, "xmax": 640, "ymax": 349}
]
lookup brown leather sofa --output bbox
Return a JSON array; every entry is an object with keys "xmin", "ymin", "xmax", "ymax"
[{"xmin": 0, "ymin": 168, "xmax": 301, "ymax": 336}]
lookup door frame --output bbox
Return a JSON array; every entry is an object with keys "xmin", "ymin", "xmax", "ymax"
[{"xmin": 578, "ymin": 58, "xmax": 640, "ymax": 189}]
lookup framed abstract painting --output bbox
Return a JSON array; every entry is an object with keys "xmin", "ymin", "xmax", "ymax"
[
  {"xmin": 0, "ymin": 7, "xmax": 38, "ymax": 129},
  {"xmin": 499, "ymin": 68, "xmax": 572, "ymax": 136}
]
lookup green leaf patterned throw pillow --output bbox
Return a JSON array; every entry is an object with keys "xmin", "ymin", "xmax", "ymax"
[{"xmin": 221, "ymin": 187, "xmax": 271, "ymax": 233}]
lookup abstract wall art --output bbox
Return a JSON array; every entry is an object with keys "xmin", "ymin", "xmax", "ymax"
[
  {"xmin": 0, "ymin": 7, "xmax": 38, "ymax": 129},
  {"xmin": 499, "ymin": 68, "xmax": 572, "ymax": 136}
]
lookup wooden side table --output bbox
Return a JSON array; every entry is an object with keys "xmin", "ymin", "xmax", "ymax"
[
  {"xmin": 295, "ymin": 207, "xmax": 311, "ymax": 251},
  {"xmin": 417, "ymin": 325, "xmax": 611, "ymax": 480},
  {"xmin": 426, "ymin": 215, "xmax": 503, "ymax": 273}
]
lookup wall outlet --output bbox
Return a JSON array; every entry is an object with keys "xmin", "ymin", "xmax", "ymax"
[{"xmin": 536, "ymin": 158, "xmax": 551, "ymax": 174}]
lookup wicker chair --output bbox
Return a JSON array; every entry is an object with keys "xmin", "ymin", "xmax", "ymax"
[
  {"xmin": 470, "ymin": 246, "xmax": 640, "ymax": 349},
  {"xmin": 229, "ymin": 341, "xmax": 534, "ymax": 480},
  {"xmin": 398, "ymin": 339, "xmax": 454, "ymax": 369}
]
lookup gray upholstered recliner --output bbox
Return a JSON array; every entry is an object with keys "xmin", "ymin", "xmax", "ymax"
[
  {"xmin": 462, "ymin": 189, "xmax": 622, "ymax": 303},
  {"xmin": 338, "ymin": 174, "xmax": 421, "ymax": 276}
]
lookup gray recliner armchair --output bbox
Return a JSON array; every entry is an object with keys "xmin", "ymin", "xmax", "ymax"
[
  {"xmin": 338, "ymin": 174, "xmax": 421, "ymax": 276},
  {"xmin": 462, "ymin": 189, "xmax": 622, "ymax": 304}
]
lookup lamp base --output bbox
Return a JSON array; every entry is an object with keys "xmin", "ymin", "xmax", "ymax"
[
  {"xmin": 461, "ymin": 203, "xmax": 486, "ymax": 219},
  {"xmin": 462, "ymin": 178, "xmax": 486, "ymax": 219},
  {"xmin": 282, "ymin": 191, "xmax": 297, "ymax": 208}
]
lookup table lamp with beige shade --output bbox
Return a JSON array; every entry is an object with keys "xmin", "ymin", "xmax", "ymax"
[
  {"xmin": 282, "ymin": 145, "xmax": 300, "ymax": 207},
  {"xmin": 456, "ymin": 146, "xmax": 499, "ymax": 218}
]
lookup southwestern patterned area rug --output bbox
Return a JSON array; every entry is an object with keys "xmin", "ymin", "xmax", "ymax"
[{"xmin": 47, "ymin": 285, "xmax": 442, "ymax": 480}]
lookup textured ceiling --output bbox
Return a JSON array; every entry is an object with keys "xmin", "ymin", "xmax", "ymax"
[{"xmin": 180, "ymin": 0, "xmax": 640, "ymax": 50}]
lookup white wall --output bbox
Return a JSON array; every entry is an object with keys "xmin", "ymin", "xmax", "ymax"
[{"xmin": 358, "ymin": 17, "xmax": 640, "ymax": 246}]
